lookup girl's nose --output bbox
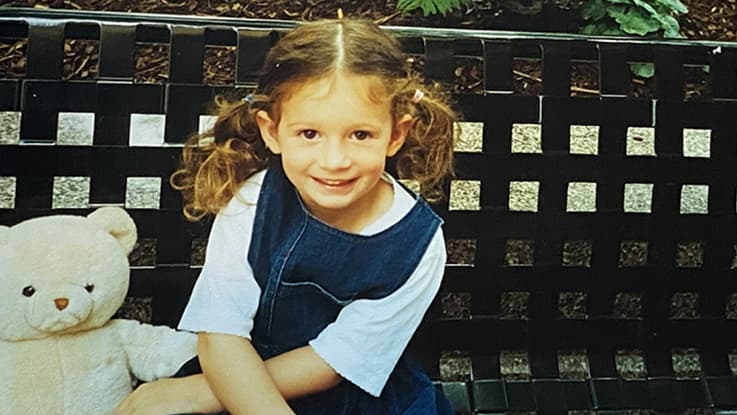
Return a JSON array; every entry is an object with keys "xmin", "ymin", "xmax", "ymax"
[{"xmin": 320, "ymin": 139, "xmax": 351, "ymax": 169}]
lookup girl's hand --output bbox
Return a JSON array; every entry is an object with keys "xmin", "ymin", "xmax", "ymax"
[{"xmin": 115, "ymin": 376, "xmax": 220, "ymax": 415}]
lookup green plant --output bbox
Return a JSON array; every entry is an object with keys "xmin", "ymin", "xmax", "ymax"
[
  {"xmin": 396, "ymin": 0, "xmax": 472, "ymax": 16},
  {"xmin": 579, "ymin": 0, "xmax": 688, "ymax": 77},
  {"xmin": 581, "ymin": 0, "xmax": 687, "ymax": 37}
]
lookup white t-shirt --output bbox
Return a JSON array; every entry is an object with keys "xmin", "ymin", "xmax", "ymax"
[{"xmin": 178, "ymin": 169, "xmax": 446, "ymax": 397}]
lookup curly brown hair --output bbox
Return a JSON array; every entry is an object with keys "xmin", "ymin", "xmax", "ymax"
[{"xmin": 171, "ymin": 18, "xmax": 459, "ymax": 221}]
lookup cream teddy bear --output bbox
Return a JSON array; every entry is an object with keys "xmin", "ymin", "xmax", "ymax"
[{"xmin": 0, "ymin": 207, "xmax": 197, "ymax": 415}]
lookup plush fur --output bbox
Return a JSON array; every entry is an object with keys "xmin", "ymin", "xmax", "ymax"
[{"xmin": 0, "ymin": 207, "xmax": 197, "ymax": 415}]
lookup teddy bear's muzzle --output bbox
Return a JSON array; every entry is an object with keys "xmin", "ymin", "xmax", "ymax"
[{"xmin": 26, "ymin": 295, "xmax": 94, "ymax": 333}]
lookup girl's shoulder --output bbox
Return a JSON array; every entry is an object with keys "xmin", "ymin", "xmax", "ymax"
[{"xmin": 219, "ymin": 169, "xmax": 267, "ymax": 217}]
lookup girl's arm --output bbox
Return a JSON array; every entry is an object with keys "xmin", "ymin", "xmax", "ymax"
[
  {"xmin": 114, "ymin": 342, "xmax": 343, "ymax": 415},
  {"xmin": 198, "ymin": 333, "xmax": 341, "ymax": 412},
  {"xmin": 198, "ymin": 332, "xmax": 295, "ymax": 415},
  {"xmin": 264, "ymin": 344, "xmax": 343, "ymax": 400},
  {"xmin": 114, "ymin": 375, "xmax": 223, "ymax": 415}
]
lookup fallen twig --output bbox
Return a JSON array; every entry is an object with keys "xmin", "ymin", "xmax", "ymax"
[
  {"xmin": 513, "ymin": 69, "xmax": 600, "ymax": 95},
  {"xmin": 66, "ymin": 55, "xmax": 90, "ymax": 80},
  {"xmin": 374, "ymin": 11, "xmax": 402, "ymax": 25}
]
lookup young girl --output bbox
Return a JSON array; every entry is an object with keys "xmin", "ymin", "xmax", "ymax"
[{"xmin": 116, "ymin": 18, "xmax": 458, "ymax": 415}]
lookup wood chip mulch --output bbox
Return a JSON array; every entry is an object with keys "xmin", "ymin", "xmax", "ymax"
[{"xmin": 680, "ymin": 0, "xmax": 737, "ymax": 41}]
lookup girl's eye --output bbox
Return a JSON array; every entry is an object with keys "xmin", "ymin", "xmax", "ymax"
[
  {"xmin": 300, "ymin": 130, "xmax": 318, "ymax": 140},
  {"xmin": 352, "ymin": 131, "xmax": 371, "ymax": 141}
]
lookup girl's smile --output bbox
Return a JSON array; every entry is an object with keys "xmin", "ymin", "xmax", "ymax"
[{"xmin": 312, "ymin": 177, "xmax": 357, "ymax": 191}]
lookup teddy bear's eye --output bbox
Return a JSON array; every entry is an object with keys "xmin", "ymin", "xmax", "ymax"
[
  {"xmin": 22, "ymin": 286, "xmax": 36, "ymax": 297},
  {"xmin": 84, "ymin": 284, "xmax": 95, "ymax": 293}
]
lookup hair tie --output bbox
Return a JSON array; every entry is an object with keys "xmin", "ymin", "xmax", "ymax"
[
  {"xmin": 410, "ymin": 89, "xmax": 424, "ymax": 104},
  {"xmin": 243, "ymin": 94, "xmax": 254, "ymax": 104}
]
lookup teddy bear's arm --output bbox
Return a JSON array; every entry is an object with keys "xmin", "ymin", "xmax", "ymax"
[{"xmin": 111, "ymin": 319, "xmax": 197, "ymax": 382}]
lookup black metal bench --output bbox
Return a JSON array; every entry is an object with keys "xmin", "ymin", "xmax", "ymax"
[{"xmin": 2, "ymin": 8, "xmax": 737, "ymax": 413}]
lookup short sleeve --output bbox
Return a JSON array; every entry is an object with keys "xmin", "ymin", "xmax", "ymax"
[
  {"xmin": 177, "ymin": 171, "xmax": 265, "ymax": 339},
  {"xmin": 308, "ymin": 227, "xmax": 446, "ymax": 397}
]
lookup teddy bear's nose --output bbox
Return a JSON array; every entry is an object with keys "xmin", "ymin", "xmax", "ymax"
[{"xmin": 54, "ymin": 298, "xmax": 69, "ymax": 310}]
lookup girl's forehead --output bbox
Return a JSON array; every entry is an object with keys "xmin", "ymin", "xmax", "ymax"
[{"xmin": 283, "ymin": 72, "xmax": 391, "ymax": 105}]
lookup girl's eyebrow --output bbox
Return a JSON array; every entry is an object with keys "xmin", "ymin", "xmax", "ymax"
[
  {"xmin": 284, "ymin": 120, "xmax": 314, "ymax": 128},
  {"xmin": 285, "ymin": 121, "xmax": 383, "ymax": 130}
]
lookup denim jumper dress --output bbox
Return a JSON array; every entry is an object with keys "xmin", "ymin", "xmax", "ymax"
[{"xmin": 245, "ymin": 160, "xmax": 453, "ymax": 414}]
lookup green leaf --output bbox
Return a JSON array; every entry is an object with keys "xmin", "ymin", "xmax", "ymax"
[
  {"xmin": 420, "ymin": 1, "xmax": 438, "ymax": 16},
  {"xmin": 660, "ymin": 14, "xmax": 681, "ymax": 37},
  {"xmin": 605, "ymin": 3, "xmax": 627, "ymax": 16},
  {"xmin": 610, "ymin": 6, "xmax": 661, "ymax": 35},
  {"xmin": 581, "ymin": 21, "xmax": 626, "ymax": 36},
  {"xmin": 395, "ymin": 0, "xmax": 471, "ymax": 16},
  {"xmin": 436, "ymin": 0, "xmax": 454, "ymax": 14},
  {"xmin": 654, "ymin": 0, "xmax": 688, "ymax": 13},
  {"xmin": 581, "ymin": 0, "xmax": 607, "ymax": 20},
  {"xmin": 631, "ymin": 0, "xmax": 660, "ymax": 18},
  {"xmin": 397, "ymin": 0, "xmax": 420, "ymax": 12},
  {"xmin": 397, "ymin": 0, "xmax": 411, "ymax": 9},
  {"xmin": 581, "ymin": 22, "xmax": 604, "ymax": 35},
  {"xmin": 630, "ymin": 62, "xmax": 655, "ymax": 78},
  {"xmin": 632, "ymin": 0, "xmax": 682, "ymax": 36}
]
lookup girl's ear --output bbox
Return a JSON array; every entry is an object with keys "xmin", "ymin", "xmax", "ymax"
[
  {"xmin": 387, "ymin": 114, "xmax": 413, "ymax": 157},
  {"xmin": 255, "ymin": 110, "xmax": 281, "ymax": 154}
]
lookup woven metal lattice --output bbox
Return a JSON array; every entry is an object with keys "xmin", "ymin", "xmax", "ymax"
[{"xmin": 2, "ymin": 10, "xmax": 737, "ymax": 411}]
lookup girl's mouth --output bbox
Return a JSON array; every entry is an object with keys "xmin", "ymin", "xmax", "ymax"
[{"xmin": 313, "ymin": 177, "xmax": 356, "ymax": 189}]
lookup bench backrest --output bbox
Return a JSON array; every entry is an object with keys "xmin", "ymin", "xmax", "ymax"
[{"xmin": 2, "ymin": 9, "xmax": 737, "ymax": 412}]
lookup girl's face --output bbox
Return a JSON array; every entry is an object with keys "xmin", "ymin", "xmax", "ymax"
[{"xmin": 256, "ymin": 73, "xmax": 412, "ymax": 230}]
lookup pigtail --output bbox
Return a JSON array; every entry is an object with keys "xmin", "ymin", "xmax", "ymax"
[
  {"xmin": 170, "ymin": 95, "xmax": 270, "ymax": 221},
  {"xmin": 393, "ymin": 80, "xmax": 458, "ymax": 203}
]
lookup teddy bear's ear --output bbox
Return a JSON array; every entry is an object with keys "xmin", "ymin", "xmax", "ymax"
[{"xmin": 86, "ymin": 207, "xmax": 138, "ymax": 255}]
